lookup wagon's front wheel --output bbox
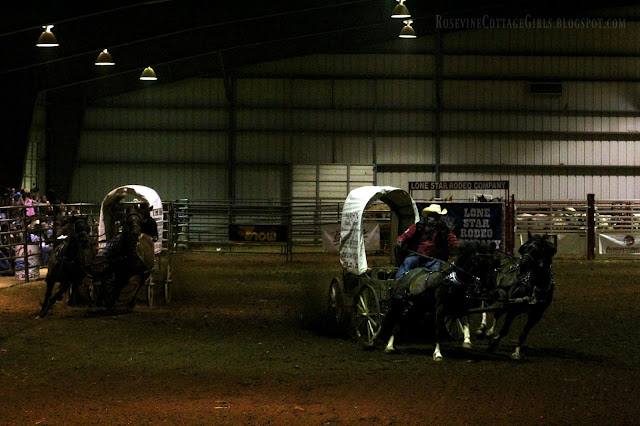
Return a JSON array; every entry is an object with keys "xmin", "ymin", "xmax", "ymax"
[{"xmin": 353, "ymin": 284, "xmax": 382, "ymax": 347}]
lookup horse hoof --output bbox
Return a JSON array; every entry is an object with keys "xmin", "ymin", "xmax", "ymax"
[
  {"xmin": 511, "ymin": 352, "xmax": 521, "ymax": 360},
  {"xmin": 462, "ymin": 341, "xmax": 472, "ymax": 349},
  {"xmin": 433, "ymin": 354, "xmax": 443, "ymax": 361},
  {"xmin": 384, "ymin": 347, "xmax": 395, "ymax": 354}
]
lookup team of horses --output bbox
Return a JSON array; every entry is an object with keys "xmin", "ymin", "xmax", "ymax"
[
  {"xmin": 381, "ymin": 232, "xmax": 557, "ymax": 361},
  {"xmin": 38, "ymin": 212, "xmax": 154, "ymax": 318}
]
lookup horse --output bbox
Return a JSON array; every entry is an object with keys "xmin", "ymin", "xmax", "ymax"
[
  {"xmin": 483, "ymin": 232, "xmax": 557, "ymax": 360},
  {"xmin": 383, "ymin": 241, "xmax": 498, "ymax": 361},
  {"xmin": 38, "ymin": 217, "xmax": 97, "ymax": 318},
  {"xmin": 93, "ymin": 211, "xmax": 154, "ymax": 310}
]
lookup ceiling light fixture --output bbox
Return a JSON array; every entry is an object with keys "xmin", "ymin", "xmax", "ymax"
[
  {"xmin": 391, "ymin": 0, "xmax": 411, "ymax": 19},
  {"xmin": 399, "ymin": 19, "xmax": 417, "ymax": 38},
  {"xmin": 140, "ymin": 66, "xmax": 157, "ymax": 80},
  {"xmin": 95, "ymin": 49, "xmax": 115, "ymax": 66},
  {"xmin": 36, "ymin": 25, "xmax": 59, "ymax": 47}
]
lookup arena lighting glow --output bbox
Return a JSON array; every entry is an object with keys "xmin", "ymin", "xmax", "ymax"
[
  {"xmin": 399, "ymin": 19, "xmax": 416, "ymax": 38},
  {"xmin": 391, "ymin": 0, "xmax": 411, "ymax": 19},
  {"xmin": 36, "ymin": 25, "xmax": 59, "ymax": 47},
  {"xmin": 140, "ymin": 66, "xmax": 157, "ymax": 80},
  {"xmin": 95, "ymin": 49, "xmax": 115, "ymax": 66}
]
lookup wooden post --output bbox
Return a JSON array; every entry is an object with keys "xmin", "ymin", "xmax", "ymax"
[
  {"xmin": 390, "ymin": 212, "xmax": 399, "ymax": 265},
  {"xmin": 587, "ymin": 193, "xmax": 596, "ymax": 260}
]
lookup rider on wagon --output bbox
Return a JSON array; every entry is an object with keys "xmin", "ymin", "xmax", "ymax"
[{"xmin": 394, "ymin": 204, "xmax": 459, "ymax": 278}]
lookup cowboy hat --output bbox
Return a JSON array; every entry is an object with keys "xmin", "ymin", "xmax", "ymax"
[{"xmin": 421, "ymin": 204, "xmax": 447, "ymax": 216}]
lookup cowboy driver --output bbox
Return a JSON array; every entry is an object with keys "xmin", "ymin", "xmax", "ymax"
[{"xmin": 394, "ymin": 203, "xmax": 459, "ymax": 278}]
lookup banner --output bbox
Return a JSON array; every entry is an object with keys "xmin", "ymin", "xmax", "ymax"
[
  {"xmin": 598, "ymin": 233, "xmax": 640, "ymax": 255},
  {"xmin": 323, "ymin": 223, "xmax": 379, "ymax": 252},
  {"xmin": 228, "ymin": 224, "xmax": 288, "ymax": 243},
  {"xmin": 410, "ymin": 181, "xmax": 509, "ymax": 191},
  {"xmin": 14, "ymin": 243, "xmax": 41, "ymax": 280},
  {"xmin": 416, "ymin": 202, "xmax": 503, "ymax": 250}
]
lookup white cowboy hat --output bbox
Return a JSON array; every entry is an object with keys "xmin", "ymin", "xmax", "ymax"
[{"xmin": 421, "ymin": 204, "xmax": 447, "ymax": 216}]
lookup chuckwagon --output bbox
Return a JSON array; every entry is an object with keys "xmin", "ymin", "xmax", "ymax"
[
  {"xmin": 39, "ymin": 185, "xmax": 173, "ymax": 317},
  {"xmin": 326, "ymin": 186, "xmax": 550, "ymax": 361},
  {"xmin": 326, "ymin": 186, "xmax": 434, "ymax": 346},
  {"xmin": 97, "ymin": 185, "xmax": 172, "ymax": 307}
]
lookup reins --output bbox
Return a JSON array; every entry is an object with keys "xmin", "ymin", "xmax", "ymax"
[{"xmin": 400, "ymin": 248, "xmax": 483, "ymax": 283}]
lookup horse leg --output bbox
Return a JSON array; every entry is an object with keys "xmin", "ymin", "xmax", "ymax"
[
  {"xmin": 487, "ymin": 309, "xmax": 514, "ymax": 353},
  {"xmin": 127, "ymin": 272, "xmax": 149, "ymax": 309},
  {"xmin": 511, "ymin": 308, "xmax": 545, "ymax": 360},
  {"xmin": 433, "ymin": 343, "xmax": 443, "ymax": 361},
  {"xmin": 460, "ymin": 316, "xmax": 472, "ymax": 349},
  {"xmin": 476, "ymin": 310, "xmax": 488, "ymax": 336},
  {"xmin": 433, "ymin": 303, "xmax": 445, "ymax": 361},
  {"xmin": 484, "ymin": 314, "xmax": 497, "ymax": 337},
  {"xmin": 39, "ymin": 278, "xmax": 74, "ymax": 318},
  {"xmin": 104, "ymin": 274, "xmax": 124, "ymax": 310},
  {"xmin": 38, "ymin": 276, "xmax": 57, "ymax": 318},
  {"xmin": 384, "ymin": 334, "xmax": 396, "ymax": 353},
  {"xmin": 476, "ymin": 304, "xmax": 497, "ymax": 338}
]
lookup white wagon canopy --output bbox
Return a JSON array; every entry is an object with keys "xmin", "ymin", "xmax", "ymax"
[
  {"xmin": 98, "ymin": 185, "xmax": 164, "ymax": 254},
  {"xmin": 340, "ymin": 186, "xmax": 419, "ymax": 275}
]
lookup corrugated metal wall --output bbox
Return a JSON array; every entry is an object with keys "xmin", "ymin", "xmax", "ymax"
[
  {"xmin": 71, "ymin": 79, "xmax": 229, "ymax": 202},
  {"xmin": 70, "ymin": 18, "xmax": 640, "ymax": 203}
]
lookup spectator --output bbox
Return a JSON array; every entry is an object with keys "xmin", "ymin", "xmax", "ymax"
[
  {"xmin": 24, "ymin": 190, "xmax": 35, "ymax": 217},
  {"xmin": 10, "ymin": 192, "xmax": 24, "ymax": 219}
]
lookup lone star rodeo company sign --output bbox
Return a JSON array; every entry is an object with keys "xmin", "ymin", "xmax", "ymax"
[{"xmin": 416, "ymin": 201, "xmax": 504, "ymax": 250}]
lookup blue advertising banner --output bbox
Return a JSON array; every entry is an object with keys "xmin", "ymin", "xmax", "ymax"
[{"xmin": 416, "ymin": 202, "xmax": 504, "ymax": 250}]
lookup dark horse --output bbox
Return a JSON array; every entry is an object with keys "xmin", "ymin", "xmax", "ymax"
[
  {"xmin": 383, "ymin": 241, "xmax": 498, "ymax": 361},
  {"xmin": 484, "ymin": 232, "xmax": 557, "ymax": 359},
  {"xmin": 38, "ymin": 217, "xmax": 97, "ymax": 318},
  {"xmin": 93, "ymin": 211, "xmax": 154, "ymax": 310}
]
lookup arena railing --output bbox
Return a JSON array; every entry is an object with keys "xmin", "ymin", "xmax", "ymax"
[
  {"xmin": 0, "ymin": 203, "xmax": 102, "ymax": 282},
  {"xmin": 4, "ymin": 196, "xmax": 639, "ymax": 282}
]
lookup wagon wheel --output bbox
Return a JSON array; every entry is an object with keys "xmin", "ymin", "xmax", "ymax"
[
  {"xmin": 326, "ymin": 277, "xmax": 345, "ymax": 331},
  {"xmin": 444, "ymin": 315, "xmax": 463, "ymax": 341},
  {"xmin": 353, "ymin": 284, "xmax": 382, "ymax": 347}
]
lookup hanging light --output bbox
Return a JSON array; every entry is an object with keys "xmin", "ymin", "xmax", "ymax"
[
  {"xmin": 140, "ymin": 66, "xmax": 157, "ymax": 80},
  {"xmin": 36, "ymin": 25, "xmax": 59, "ymax": 47},
  {"xmin": 95, "ymin": 49, "xmax": 115, "ymax": 66},
  {"xmin": 399, "ymin": 19, "xmax": 417, "ymax": 38},
  {"xmin": 391, "ymin": 0, "xmax": 411, "ymax": 19}
]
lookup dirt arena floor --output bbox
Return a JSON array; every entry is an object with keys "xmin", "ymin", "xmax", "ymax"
[{"xmin": 0, "ymin": 252, "xmax": 638, "ymax": 425}]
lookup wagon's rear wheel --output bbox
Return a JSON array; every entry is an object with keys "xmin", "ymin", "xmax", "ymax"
[
  {"xmin": 326, "ymin": 277, "xmax": 345, "ymax": 332},
  {"xmin": 353, "ymin": 284, "xmax": 382, "ymax": 347}
]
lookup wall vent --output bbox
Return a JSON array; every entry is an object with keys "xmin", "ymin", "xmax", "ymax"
[{"xmin": 529, "ymin": 82, "xmax": 563, "ymax": 95}]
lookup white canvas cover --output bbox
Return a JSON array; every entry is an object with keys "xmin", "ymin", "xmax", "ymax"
[
  {"xmin": 340, "ymin": 186, "xmax": 419, "ymax": 275},
  {"xmin": 98, "ymin": 185, "xmax": 164, "ymax": 254}
]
